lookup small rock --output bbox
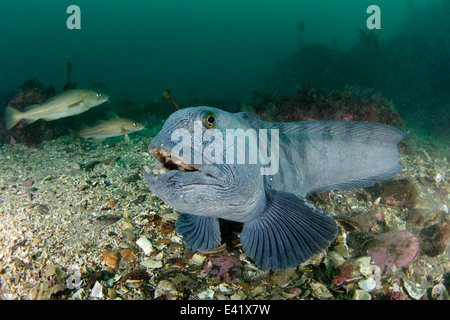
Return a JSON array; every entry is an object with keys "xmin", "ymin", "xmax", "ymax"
[
  {"xmin": 22, "ymin": 179, "xmax": 33, "ymax": 186},
  {"xmin": 367, "ymin": 231, "xmax": 419, "ymax": 273},
  {"xmin": 36, "ymin": 204, "xmax": 50, "ymax": 215},
  {"xmin": 85, "ymin": 160, "xmax": 101, "ymax": 172},
  {"xmin": 327, "ymin": 251, "xmax": 346, "ymax": 268},
  {"xmin": 419, "ymin": 223, "xmax": 449, "ymax": 257},
  {"xmin": 123, "ymin": 174, "xmax": 140, "ymax": 183},
  {"xmin": 269, "ymin": 268, "xmax": 297, "ymax": 287},
  {"xmin": 65, "ymin": 162, "xmax": 81, "ymax": 172}
]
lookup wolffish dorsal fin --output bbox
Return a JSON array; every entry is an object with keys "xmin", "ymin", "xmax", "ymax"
[
  {"xmin": 240, "ymin": 189, "xmax": 338, "ymax": 270},
  {"xmin": 234, "ymin": 112, "xmax": 263, "ymax": 127}
]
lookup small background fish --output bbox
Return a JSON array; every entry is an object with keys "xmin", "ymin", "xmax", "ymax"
[
  {"xmin": 70, "ymin": 114, "xmax": 145, "ymax": 143},
  {"xmin": 4, "ymin": 89, "xmax": 109, "ymax": 130}
]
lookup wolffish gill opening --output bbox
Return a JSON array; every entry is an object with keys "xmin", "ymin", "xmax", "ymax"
[{"xmin": 150, "ymin": 147, "xmax": 199, "ymax": 172}]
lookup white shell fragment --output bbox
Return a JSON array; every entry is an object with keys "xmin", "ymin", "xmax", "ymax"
[
  {"xmin": 403, "ymin": 280, "xmax": 426, "ymax": 300},
  {"xmin": 136, "ymin": 236, "xmax": 154, "ymax": 255},
  {"xmin": 353, "ymin": 289, "xmax": 371, "ymax": 300},
  {"xmin": 198, "ymin": 288, "xmax": 215, "ymax": 300},
  {"xmin": 140, "ymin": 259, "xmax": 163, "ymax": 269},
  {"xmin": 90, "ymin": 281, "xmax": 103, "ymax": 299},
  {"xmin": 358, "ymin": 277, "xmax": 377, "ymax": 292}
]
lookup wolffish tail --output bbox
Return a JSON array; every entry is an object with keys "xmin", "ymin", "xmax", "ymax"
[
  {"xmin": 4, "ymin": 107, "xmax": 23, "ymax": 130},
  {"xmin": 240, "ymin": 189, "xmax": 338, "ymax": 271}
]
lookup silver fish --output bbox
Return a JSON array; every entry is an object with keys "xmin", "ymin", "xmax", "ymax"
[
  {"xmin": 71, "ymin": 117, "xmax": 145, "ymax": 143},
  {"xmin": 4, "ymin": 89, "xmax": 109, "ymax": 130}
]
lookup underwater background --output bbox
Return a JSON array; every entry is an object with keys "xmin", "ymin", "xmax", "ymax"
[
  {"xmin": 0, "ymin": 0, "xmax": 449, "ymax": 301},
  {"xmin": 0, "ymin": 0, "xmax": 449, "ymax": 147}
]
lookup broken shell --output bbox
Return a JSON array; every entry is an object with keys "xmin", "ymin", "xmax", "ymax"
[
  {"xmin": 431, "ymin": 283, "xmax": 449, "ymax": 300},
  {"xmin": 403, "ymin": 280, "xmax": 425, "ymax": 300},
  {"xmin": 327, "ymin": 251, "xmax": 346, "ymax": 268},
  {"xmin": 190, "ymin": 252, "xmax": 207, "ymax": 266},
  {"xmin": 136, "ymin": 236, "xmax": 154, "ymax": 255},
  {"xmin": 90, "ymin": 281, "xmax": 103, "ymax": 299},
  {"xmin": 358, "ymin": 277, "xmax": 377, "ymax": 292},
  {"xmin": 154, "ymin": 280, "xmax": 180, "ymax": 300},
  {"xmin": 359, "ymin": 264, "xmax": 381, "ymax": 279},
  {"xmin": 333, "ymin": 242, "xmax": 352, "ymax": 258},
  {"xmin": 140, "ymin": 259, "xmax": 162, "ymax": 269},
  {"xmin": 120, "ymin": 248, "xmax": 139, "ymax": 265},
  {"xmin": 198, "ymin": 288, "xmax": 215, "ymax": 300},
  {"xmin": 310, "ymin": 281, "xmax": 333, "ymax": 299},
  {"xmin": 353, "ymin": 289, "xmax": 371, "ymax": 300}
]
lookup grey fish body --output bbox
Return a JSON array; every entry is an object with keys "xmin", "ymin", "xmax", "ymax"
[
  {"xmin": 256, "ymin": 117, "xmax": 405, "ymax": 197},
  {"xmin": 144, "ymin": 107, "xmax": 405, "ymax": 270}
]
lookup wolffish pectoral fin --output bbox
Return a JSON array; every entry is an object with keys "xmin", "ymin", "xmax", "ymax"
[
  {"xmin": 240, "ymin": 189, "xmax": 338, "ymax": 271},
  {"xmin": 175, "ymin": 213, "xmax": 221, "ymax": 251}
]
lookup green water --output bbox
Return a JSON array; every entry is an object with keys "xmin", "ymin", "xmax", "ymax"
[{"xmin": 0, "ymin": 0, "xmax": 449, "ymax": 144}]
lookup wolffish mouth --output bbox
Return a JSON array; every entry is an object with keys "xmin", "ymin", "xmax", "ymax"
[{"xmin": 149, "ymin": 147, "xmax": 199, "ymax": 173}]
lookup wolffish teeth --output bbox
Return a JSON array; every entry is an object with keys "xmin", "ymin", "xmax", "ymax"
[
  {"xmin": 181, "ymin": 163, "xmax": 196, "ymax": 170},
  {"xmin": 150, "ymin": 146, "xmax": 199, "ymax": 173}
]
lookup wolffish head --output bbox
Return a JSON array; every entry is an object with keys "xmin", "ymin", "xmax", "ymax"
[{"xmin": 143, "ymin": 106, "xmax": 265, "ymax": 222}]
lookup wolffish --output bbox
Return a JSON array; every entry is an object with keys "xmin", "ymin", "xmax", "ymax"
[{"xmin": 144, "ymin": 106, "xmax": 405, "ymax": 270}]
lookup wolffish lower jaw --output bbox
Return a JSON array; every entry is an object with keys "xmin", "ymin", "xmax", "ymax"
[{"xmin": 149, "ymin": 146, "xmax": 199, "ymax": 173}]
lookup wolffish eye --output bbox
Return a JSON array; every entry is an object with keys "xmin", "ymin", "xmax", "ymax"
[
  {"xmin": 96, "ymin": 93, "xmax": 102, "ymax": 97},
  {"xmin": 202, "ymin": 112, "xmax": 216, "ymax": 129}
]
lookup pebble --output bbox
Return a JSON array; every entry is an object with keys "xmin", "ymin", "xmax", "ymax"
[{"xmin": 65, "ymin": 162, "xmax": 81, "ymax": 172}]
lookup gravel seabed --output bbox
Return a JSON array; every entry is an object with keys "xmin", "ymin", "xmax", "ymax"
[{"xmin": 0, "ymin": 126, "xmax": 449, "ymax": 300}]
